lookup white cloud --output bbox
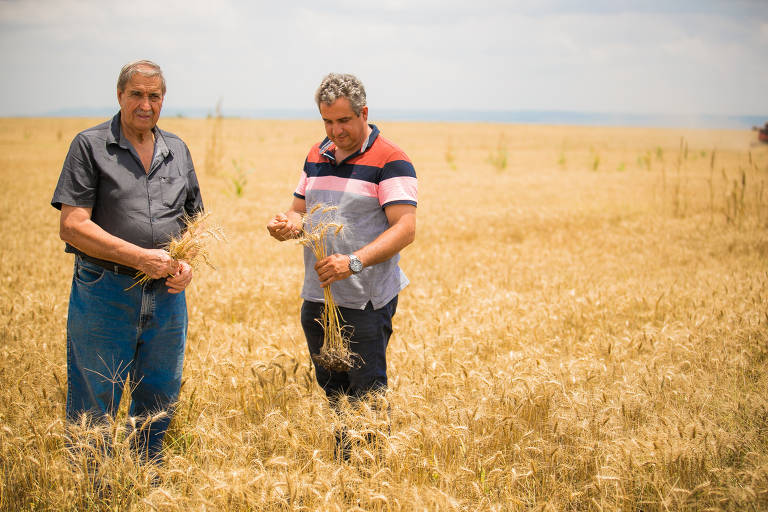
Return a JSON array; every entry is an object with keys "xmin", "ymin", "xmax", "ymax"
[{"xmin": 0, "ymin": 0, "xmax": 766, "ymax": 116}]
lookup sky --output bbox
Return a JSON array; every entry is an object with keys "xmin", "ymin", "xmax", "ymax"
[{"xmin": 0, "ymin": 0, "xmax": 767, "ymax": 120}]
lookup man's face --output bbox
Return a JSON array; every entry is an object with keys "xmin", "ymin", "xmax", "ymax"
[
  {"xmin": 319, "ymin": 97, "xmax": 368, "ymax": 154},
  {"xmin": 117, "ymin": 71, "xmax": 164, "ymax": 134}
]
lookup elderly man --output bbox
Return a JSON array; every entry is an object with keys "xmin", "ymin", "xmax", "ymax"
[
  {"xmin": 267, "ymin": 73, "xmax": 417, "ymax": 457},
  {"xmin": 51, "ymin": 60, "xmax": 203, "ymax": 462}
]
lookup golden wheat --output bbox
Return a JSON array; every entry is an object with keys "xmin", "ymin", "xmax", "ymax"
[
  {"xmin": 1, "ymin": 117, "xmax": 767, "ymax": 511},
  {"xmin": 129, "ymin": 210, "xmax": 225, "ymax": 289}
]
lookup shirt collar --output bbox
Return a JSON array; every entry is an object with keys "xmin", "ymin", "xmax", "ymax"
[
  {"xmin": 320, "ymin": 124, "xmax": 380, "ymax": 163},
  {"xmin": 107, "ymin": 112, "xmax": 171, "ymax": 161}
]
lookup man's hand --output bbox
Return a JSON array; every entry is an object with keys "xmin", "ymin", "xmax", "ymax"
[
  {"xmin": 166, "ymin": 260, "xmax": 193, "ymax": 294},
  {"xmin": 267, "ymin": 213, "xmax": 302, "ymax": 241},
  {"xmin": 315, "ymin": 253, "xmax": 353, "ymax": 288},
  {"xmin": 137, "ymin": 248, "xmax": 179, "ymax": 279}
]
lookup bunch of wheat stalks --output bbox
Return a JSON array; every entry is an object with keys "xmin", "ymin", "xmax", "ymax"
[
  {"xmin": 298, "ymin": 204, "xmax": 359, "ymax": 372},
  {"xmin": 129, "ymin": 211, "xmax": 225, "ymax": 289}
]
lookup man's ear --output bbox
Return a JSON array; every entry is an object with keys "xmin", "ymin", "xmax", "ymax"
[{"xmin": 361, "ymin": 105, "xmax": 368, "ymax": 121}]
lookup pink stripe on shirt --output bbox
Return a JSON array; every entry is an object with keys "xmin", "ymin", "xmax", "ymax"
[
  {"xmin": 302, "ymin": 175, "xmax": 378, "ymax": 198},
  {"xmin": 379, "ymin": 176, "xmax": 417, "ymax": 205},
  {"xmin": 295, "ymin": 174, "xmax": 417, "ymax": 206}
]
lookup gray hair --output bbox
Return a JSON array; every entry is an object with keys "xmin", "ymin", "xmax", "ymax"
[
  {"xmin": 117, "ymin": 60, "xmax": 166, "ymax": 95},
  {"xmin": 315, "ymin": 73, "xmax": 366, "ymax": 116}
]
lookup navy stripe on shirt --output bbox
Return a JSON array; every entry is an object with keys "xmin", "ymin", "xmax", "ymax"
[{"xmin": 304, "ymin": 160, "xmax": 416, "ymax": 184}]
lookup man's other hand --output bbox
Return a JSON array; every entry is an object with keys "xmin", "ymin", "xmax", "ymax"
[
  {"xmin": 166, "ymin": 260, "xmax": 193, "ymax": 294},
  {"xmin": 267, "ymin": 213, "xmax": 301, "ymax": 241}
]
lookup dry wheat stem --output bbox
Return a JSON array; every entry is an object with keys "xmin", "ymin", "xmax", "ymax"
[
  {"xmin": 297, "ymin": 204, "xmax": 358, "ymax": 372},
  {"xmin": 127, "ymin": 211, "xmax": 225, "ymax": 290}
]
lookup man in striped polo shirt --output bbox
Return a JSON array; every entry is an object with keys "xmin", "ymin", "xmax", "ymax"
[{"xmin": 267, "ymin": 73, "xmax": 417, "ymax": 448}]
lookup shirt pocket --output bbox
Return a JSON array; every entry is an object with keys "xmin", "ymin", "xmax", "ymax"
[{"xmin": 159, "ymin": 175, "xmax": 187, "ymax": 208}]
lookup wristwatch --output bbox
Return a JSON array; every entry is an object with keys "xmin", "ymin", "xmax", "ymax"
[{"xmin": 348, "ymin": 254, "xmax": 363, "ymax": 274}]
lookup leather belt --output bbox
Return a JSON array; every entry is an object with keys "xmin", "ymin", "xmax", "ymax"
[{"xmin": 79, "ymin": 254, "xmax": 138, "ymax": 276}]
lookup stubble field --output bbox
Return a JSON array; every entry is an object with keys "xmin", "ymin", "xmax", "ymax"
[{"xmin": 1, "ymin": 116, "xmax": 767, "ymax": 511}]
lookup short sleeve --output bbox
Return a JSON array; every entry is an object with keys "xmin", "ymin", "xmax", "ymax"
[
  {"xmin": 378, "ymin": 159, "xmax": 417, "ymax": 208},
  {"xmin": 183, "ymin": 143, "xmax": 204, "ymax": 215},
  {"xmin": 293, "ymin": 158, "xmax": 309, "ymax": 200},
  {"xmin": 51, "ymin": 134, "xmax": 98, "ymax": 211}
]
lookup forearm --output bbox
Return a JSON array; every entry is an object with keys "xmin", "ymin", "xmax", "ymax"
[
  {"xmin": 355, "ymin": 220, "xmax": 415, "ymax": 268},
  {"xmin": 285, "ymin": 197, "xmax": 306, "ymax": 228},
  {"xmin": 59, "ymin": 205, "xmax": 178, "ymax": 281},
  {"xmin": 312, "ymin": 205, "xmax": 415, "ymax": 287},
  {"xmin": 355, "ymin": 206, "xmax": 416, "ymax": 268},
  {"xmin": 61, "ymin": 215, "xmax": 146, "ymax": 268}
]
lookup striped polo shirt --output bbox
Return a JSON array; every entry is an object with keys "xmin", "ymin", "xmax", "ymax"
[{"xmin": 294, "ymin": 124, "xmax": 418, "ymax": 309}]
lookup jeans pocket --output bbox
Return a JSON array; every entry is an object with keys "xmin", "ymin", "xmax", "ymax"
[{"xmin": 75, "ymin": 259, "xmax": 105, "ymax": 285}]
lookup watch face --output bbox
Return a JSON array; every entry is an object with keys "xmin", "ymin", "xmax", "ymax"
[{"xmin": 350, "ymin": 256, "xmax": 363, "ymax": 273}]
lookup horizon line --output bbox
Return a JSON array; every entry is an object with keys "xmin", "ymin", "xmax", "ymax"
[{"xmin": 4, "ymin": 107, "xmax": 767, "ymax": 130}]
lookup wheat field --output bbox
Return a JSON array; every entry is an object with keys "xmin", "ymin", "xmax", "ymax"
[{"xmin": 1, "ymin": 116, "xmax": 767, "ymax": 511}]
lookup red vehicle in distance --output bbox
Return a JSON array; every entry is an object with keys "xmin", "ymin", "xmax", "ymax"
[{"xmin": 755, "ymin": 122, "xmax": 768, "ymax": 144}]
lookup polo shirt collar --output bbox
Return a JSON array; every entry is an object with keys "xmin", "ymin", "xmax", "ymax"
[
  {"xmin": 320, "ymin": 124, "xmax": 380, "ymax": 164},
  {"xmin": 107, "ymin": 112, "xmax": 171, "ymax": 161}
]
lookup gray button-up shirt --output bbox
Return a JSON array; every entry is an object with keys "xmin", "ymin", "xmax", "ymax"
[{"xmin": 51, "ymin": 113, "xmax": 203, "ymax": 256}]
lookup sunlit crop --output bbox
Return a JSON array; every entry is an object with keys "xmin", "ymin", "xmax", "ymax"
[{"xmin": 1, "ymin": 117, "xmax": 767, "ymax": 510}]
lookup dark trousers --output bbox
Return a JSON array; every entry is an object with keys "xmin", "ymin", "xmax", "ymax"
[{"xmin": 301, "ymin": 296, "xmax": 398, "ymax": 402}]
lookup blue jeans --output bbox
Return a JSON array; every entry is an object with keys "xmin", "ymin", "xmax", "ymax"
[
  {"xmin": 66, "ymin": 255, "xmax": 187, "ymax": 461},
  {"xmin": 301, "ymin": 296, "xmax": 397, "ymax": 402}
]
